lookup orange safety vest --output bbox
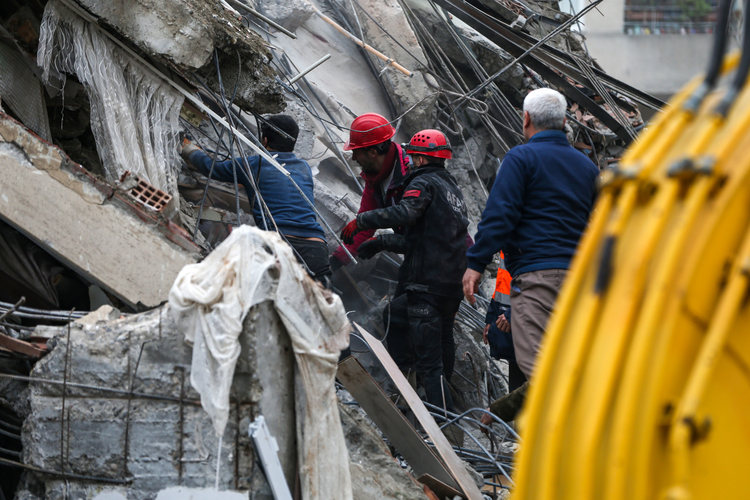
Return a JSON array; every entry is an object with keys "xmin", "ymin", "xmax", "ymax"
[{"xmin": 494, "ymin": 251, "xmax": 511, "ymax": 303}]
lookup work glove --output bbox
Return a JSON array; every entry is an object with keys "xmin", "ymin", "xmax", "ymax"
[
  {"xmin": 340, "ymin": 219, "xmax": 361, "ymax": 245},
  {"xmin": 357, "ymin": 236, "xmax": 383, "ymax": 259}
]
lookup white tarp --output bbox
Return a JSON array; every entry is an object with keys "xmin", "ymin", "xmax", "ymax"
[{"xmin": 169, "ymin": 226, "xmax": 352, "ymax": 500}]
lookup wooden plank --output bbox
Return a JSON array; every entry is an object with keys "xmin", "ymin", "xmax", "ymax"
[
  {"xmin": 0, "ymin": 333, "xmax": 46, "ymax": 358},
  {"xmin": 354, "ymin": 323, "xmax": 485, "ymax": 500},
  {"xmin": 337, "ymin": 356, "xmax": 457, "ymax": 489},
  {"xmin": 417, "ymin": 473, "xmax": 463, "ymax": 499}
]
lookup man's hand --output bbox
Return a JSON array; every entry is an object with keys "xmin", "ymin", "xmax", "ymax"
[
  {"xmin": 496, "ymin": 314, "xmax": 510, "ymax": 333},
  {"xmin": 357, "ymin": 237, "xmax": 382, "ymax": 259},
  {"xmin": 462, "ymin": 268, "xmax": 482, "ymax": 305},
  {"xmin": 340, "ymin": 219, "xmax": 360, "ymax": 244},
  {"xmin": 180, "ymin": 138, "xmax": 201, "ymax": 164},
  {"xmin": 482, "ymin": 324, "xmax": 490, "ymax": 345},
  {"xmin": 480, "ymin": 410, "xmax": 493, "ymax": 434}
]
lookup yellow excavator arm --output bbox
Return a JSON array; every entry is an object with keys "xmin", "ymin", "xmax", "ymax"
[{"xmin": 512, "ymin": 0, "xmax": 750, "ymax": 496}]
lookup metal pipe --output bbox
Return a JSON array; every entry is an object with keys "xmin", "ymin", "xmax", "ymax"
[
  {"xmin": 0, "ymin": 373, "xmax": 201, "ymax": 405},
  {"xmin": 430, "ymin": 417, "xmax": 516, "ymax": 485},
  {"xmin": 0, "ymin": 456, "xmax": 131, "ymax": 484},
  {"xmin": 0, "ymin": 321, "xmax": 35, "ymax": 331},
  {"xmin": 0, "ymin": 446, "xmax": 21, "ymax": 458},
  {"xmin": 0, "ymin": 297, "xmax": 25, "ymax": 323},
  {"xmin": 224, "ymin": 0, "xmax": 297, "ymax": 39},
  {"xmin": 0, "ymin": 427, "xmax": 21, "ymax": 440},
  {"xmin": 288, "ymin": 54, "xmax": 331, "ymax": 85},
  {"xmin": 309, "ymin": 4, "xmax": 413, "ymax": 77},
  {"xmin": 0, "ymin": 301, "xmax": 86, "ymax": 318},
  {"xmin": 0, "ymin": 419, "xmax": 21, "ymax": 433},
  {"xmin": 469, "ymin": 0, "xmax": 600, "ymax": 97}
]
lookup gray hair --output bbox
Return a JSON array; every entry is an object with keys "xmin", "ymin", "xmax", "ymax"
[{"xmin": 523, "ymin": 88, "xmax": 567, "ymax": 130}]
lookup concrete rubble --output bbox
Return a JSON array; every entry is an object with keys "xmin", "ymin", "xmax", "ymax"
[
  {"xmin": 15, "ymin": 301, "xmax": 429, "ymax": 500},
  {"xmin": 0, "ymin": 0, "xmax": 666, "ymax": 498},
  {"xmin": 0, "ymin": 112, "xmax": 201, "ymax": 310}
]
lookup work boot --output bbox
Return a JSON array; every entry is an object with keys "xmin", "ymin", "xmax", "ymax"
[{"xmin": 489, "ymin": 381, "xmax": 529, "ymax": 422}]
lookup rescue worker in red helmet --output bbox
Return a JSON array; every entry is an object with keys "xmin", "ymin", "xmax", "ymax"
[
  {"xmin": 341, "ymin": 129, "xmax": 470, "ymax": 421},
  {"xmin": 329, "ymin": 113, "xmax": 410, "ymax": 270}
]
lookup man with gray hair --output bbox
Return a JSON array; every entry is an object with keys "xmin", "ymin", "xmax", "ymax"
[{"xmin": 463, "ymin": 88, "xmax": 599, "ymax": 382}]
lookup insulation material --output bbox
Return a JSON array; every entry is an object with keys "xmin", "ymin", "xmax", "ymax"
[
  {"xmin": 0, "ymin": 39, "xmax": 52, "ymax": 141},
  {"xmin": 36, "ymin": 0, "xmax": 183, "ymax": 198},
  {"xmin": 169, "ymin": 226, "xmax": 353, "ymax": 500}
]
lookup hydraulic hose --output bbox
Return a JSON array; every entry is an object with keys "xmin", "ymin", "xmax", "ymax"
[
  {"xmin": 715, "ymin": 0, "xmax": 750, "ymax": 116},
  {"xmin": 683, "ymin": 0, "xmax": 735, "ymax": 112}
]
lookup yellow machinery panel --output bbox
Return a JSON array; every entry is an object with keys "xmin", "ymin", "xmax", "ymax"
[{"xmin": 511, "ymin": 22, "xmax": 750, "ymax": 500}]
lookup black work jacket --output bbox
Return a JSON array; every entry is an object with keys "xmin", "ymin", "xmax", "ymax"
[{"xmin": 357, "ymin": 164, "xmax": 469, "ymax": 298}]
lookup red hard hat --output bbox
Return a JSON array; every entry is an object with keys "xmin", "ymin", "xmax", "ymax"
[
  {"xmin": 343, "ymin": 113, "xmax": 396, "ymax": 150},
  {"xmin": 404, "ymin": 129, "xmax": 452, "ymax": 159}
]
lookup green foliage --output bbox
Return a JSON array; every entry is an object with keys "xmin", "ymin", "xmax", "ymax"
[{"xmin": 677, "ymin": 0, "xmax": 713, "ymax": 20}]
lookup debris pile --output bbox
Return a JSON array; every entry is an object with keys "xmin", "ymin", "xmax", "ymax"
[{"xmin": 0, "ymin": 0, "xmax": 666, "ymax": 498}]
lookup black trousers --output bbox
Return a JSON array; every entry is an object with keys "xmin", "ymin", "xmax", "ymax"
[
  {"xmin": 385, "ymin": 290, "xmax": 461, "ymax": 413},
  {"xmin": 286, "ymin": 237, "xmax": 332, "ymax": 287}
]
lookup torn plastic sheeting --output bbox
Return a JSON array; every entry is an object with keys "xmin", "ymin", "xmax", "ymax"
[
  {"xmin": 0, "ymin": 221, "xmax": 64, "ymax": 309},
  {"xmin": 168, "ymin": 225, "xmax": 353, "ymax": 500},
  {"xmin": 37, "ymin": 0, "xmax": 182, "ymax": 199}
]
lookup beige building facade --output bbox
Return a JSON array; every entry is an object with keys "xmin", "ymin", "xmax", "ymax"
[{"xmin": 580, "ymin": 0, "xmax": 713, "ymax": 98}]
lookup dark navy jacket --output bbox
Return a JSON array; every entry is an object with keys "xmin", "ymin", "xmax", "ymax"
[
  {"xmin": 189, "ymin": 150, "xmax": 325, "ymax": 240},
  {"xmin": 357, "ymin": 164, "xmax": 470, "ymax": 298},
  {"xmin": 467, "ymin": 130, "xmax": 598, "ymax": 277}
]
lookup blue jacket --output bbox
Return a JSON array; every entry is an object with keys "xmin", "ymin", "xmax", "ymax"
[
  {"xmin": 467, "ymin": 130, "xmax": 598, "ymax": 277},
  {"xmin": 189, "ymin": 150, "xmax": 325, "ymax": 240}
]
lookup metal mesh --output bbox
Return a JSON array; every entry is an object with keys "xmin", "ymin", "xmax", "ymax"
[{"xmin": 0, "ymin": 39, "xmax": 52, "ymax": 141}]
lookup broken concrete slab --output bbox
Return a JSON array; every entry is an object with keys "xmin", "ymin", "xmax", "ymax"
[
  {"xmin": 92, "ymin": 492, "xmax": 128, "ymax": 500},
  {"xmin": 155, "ymin": 487, "xmax": 249, "ymax": 500},
  {"xmin": 15, "ymin": 299, "xmax": 431, "ymax": 499},
  {"xmin": 258, "ymin": 0, "xmax": 315, "ymax": 33},
  {"xmin": 73, "ymin": 305, "xmax": 121, "ymax": 327},
  {"xmin": 330, "ymin": 0, "xmax": 437, "ymax": 136},
  {"xmin": 22, "ymin": 304, "xmax": 294, "ymax": 500},
  {"xmin": 0, "ymin": 112, "xmax": 200, "ymax": 309},
  {"xmin": 67, "ymin": 0, "xmax": 284, "ymax": 114}
]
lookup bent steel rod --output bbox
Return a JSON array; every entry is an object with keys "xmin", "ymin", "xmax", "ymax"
[{"xmin": 0, "ymin": 373, "xmax": 201, "ymax": 405}]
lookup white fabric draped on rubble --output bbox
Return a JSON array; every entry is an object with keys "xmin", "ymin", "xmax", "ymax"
[{"xmin": 168, "ymin": 226, "xmax": 352, "ymax": 500}]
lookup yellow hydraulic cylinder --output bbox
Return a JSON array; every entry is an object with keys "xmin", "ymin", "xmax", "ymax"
[{"xmin": 512, "ymin": 51, "xmax": 750, "ymax": 500}]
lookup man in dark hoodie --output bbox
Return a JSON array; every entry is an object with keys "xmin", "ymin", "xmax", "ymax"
[
  {"xmin": 181, "ymin": 114, "xmax": 332, "ymax": 285},
  {"xmin": 341, "ymin": 129, "xmax": 469, "ymax": 416},
  {"xmin": 330, "ymin": 113, "xmax": 410, "ymax": 269}
]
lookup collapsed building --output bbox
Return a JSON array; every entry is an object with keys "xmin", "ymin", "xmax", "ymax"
[{"xmin": 0, "ymin": 0, "xmax": 664, "ymax": 498}]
